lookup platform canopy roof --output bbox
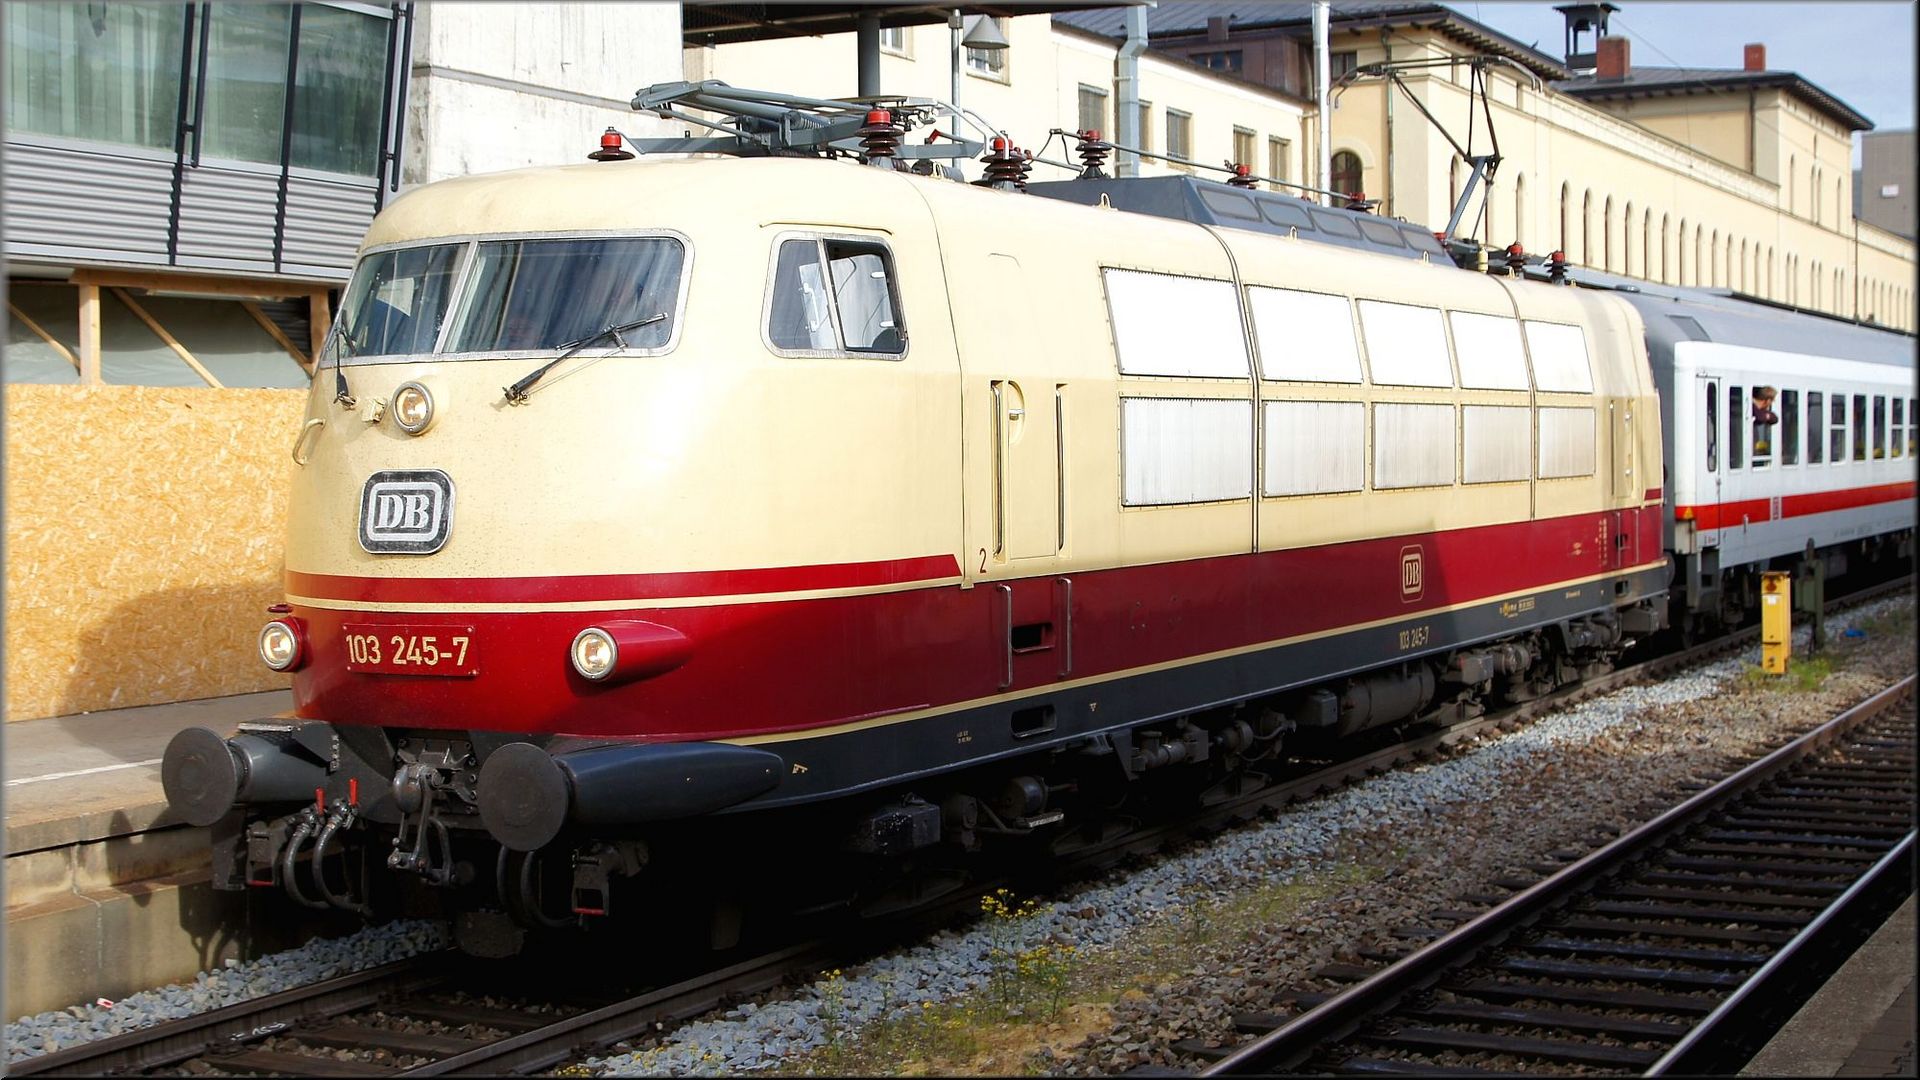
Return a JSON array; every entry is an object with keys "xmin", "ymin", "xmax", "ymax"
[{"xmin": 683, "ymin": 1, "xmax": 1144, "ymax": 46}]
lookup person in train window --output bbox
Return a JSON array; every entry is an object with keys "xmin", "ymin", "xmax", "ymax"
[{"xmin": 1751, "ymin": 385, "xmax": 1778, "ymax": 456}]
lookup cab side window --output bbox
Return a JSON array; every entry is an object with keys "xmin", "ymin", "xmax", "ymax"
[
  {"xmin": 1705, "ymin": 381, "xmax": 1718, "ymax": 472},
  {"xmin": 766, "ymin": 237, "xmax": 906, "ymax": 356}
]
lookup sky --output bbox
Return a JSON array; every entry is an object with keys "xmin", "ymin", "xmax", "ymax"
[{"xmin": 1456, "ymin": 1, "xmax": 1916, "ymax": 164}]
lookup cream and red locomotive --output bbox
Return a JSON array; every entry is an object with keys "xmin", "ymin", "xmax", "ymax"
[{"xmin": 160, "ymin": 86, "xmax": 1907, "ymax": 948}]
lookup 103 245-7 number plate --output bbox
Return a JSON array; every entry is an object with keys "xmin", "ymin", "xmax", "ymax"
[{"xmin": 342, "ymin": 624, "xmax": 478, "ymax": 676}]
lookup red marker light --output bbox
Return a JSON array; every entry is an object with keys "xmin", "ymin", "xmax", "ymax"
[{"xmin": 348, "ymin": 778, "xmax": 359, "ymax": 807}]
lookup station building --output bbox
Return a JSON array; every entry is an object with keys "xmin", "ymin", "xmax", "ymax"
[{"xmin": 699, "ymin": 2, "xmax": 1913, "ymax": 330}]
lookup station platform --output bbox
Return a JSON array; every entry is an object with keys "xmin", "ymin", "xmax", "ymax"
[
  {"xmin": 3, "ymin": 690, "xmax": 344, "ymax": 1019},
  {"xmin": 1743, "ymin": 895, "xmax": 1917, "ymax": 1077}
]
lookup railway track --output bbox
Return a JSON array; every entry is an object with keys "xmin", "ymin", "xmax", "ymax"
[
  {"xmin": 1175, "ymin": 675, "xmax": 1915, "ymax": 1076},
  {"xmin": 14, "ymin": 580, "xmax": 1909, "ymax": 1078}
]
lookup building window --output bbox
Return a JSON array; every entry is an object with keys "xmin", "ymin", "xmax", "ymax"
[
  {"xmin": 1330, "ymin": 50, "xmax": 1358, "ymax": 81},
  {"xmin": 4, "ymin": 1, "xmax": 185, "ymax": 151},
  {"xmin": 1331, "ymin": 149, "xmax": 1362, "ymax": 196},
  {"xmin": 1268, "ymin": 136, "xmax": 1290, "ymax": 188},
  {"xmin": 1232, "ymin": 127, "xmax": 1256, "ymax": 169},
  {"xmin": 1077, "ymin": 84, "xmax": 1108, "ymax": 137},
  {"xmin": 291, "ymin": 4, "xmax": 389, "ymax": 176},
  {"xmin": 1191, "ymin": 49, "xmax": 1243, "ymax": 75},
  {"xmin": 1165, "ymin": 108, "xmax": 1192, "ymax": 167},
  {"xmin": 879, "ymin": 24, "xmax": 908, "ymax": 56},
  {"xmin": 965, "ymin": 17, "xmax": 1007, "ymax": 78},
  {"xmin": 6, "ymin": 2, "xmax": 393, "ymax": 178}
]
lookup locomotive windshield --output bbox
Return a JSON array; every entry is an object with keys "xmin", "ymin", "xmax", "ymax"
[{"xmin": 324, "ymin": 235, "xmax": 685, "ymax": 362}]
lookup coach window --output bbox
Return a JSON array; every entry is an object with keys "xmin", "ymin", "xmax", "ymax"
[
  {"xmin": 1807, "ymin": 392, "xmax": 1824, "ymax": 463},
  {"xmin": 1908, "ymin": 397, "xmax": 1916, "ymax": 455},
  {"xmin": 1894, "ymin": 398, "xmax": 1906, "ymax": 457},
  {"xmin": 1851, "ymin": 394, "xmax": 1868, "ymax": 460},
  {"xmin": 1829, "ymin": 394, "xmax": 1847, "ymax": 463},
  {"xmin": 766, "ymin": 237, "xmax": 906, "ymax": 356},
  {"xmin": 1872, "ymin": 396, "xmax": 1887, "ymax": 458},
  {"xmin": 1705, "ymin": 382, "xmax": 1718, "ymax": 472},
  {"xmin": 1727, "ymin": 386, "xmax": 1743, "ymax": 469},
  {"xmin": 1780, "ymin": 390, "xmax": 1800, "ymax": 465}
]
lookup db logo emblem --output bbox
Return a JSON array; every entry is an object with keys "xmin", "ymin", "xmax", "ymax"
[
  {"xmin": 359, "ymin": 470, "xmax": 454, "ymax": 554},
  {"xmin": 1399, "ymin": 545, "xmax": 1424, "ymax": 601}
]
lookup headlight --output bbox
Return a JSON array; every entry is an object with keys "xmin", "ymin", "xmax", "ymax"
[
  {"xmin": 259, "ymin": 619, "xmax": 305, "ymax": 671},
  {"xmin": 392, "ymin": 381, "xmax": 435, "ymax": 434},
  {"xmin": 571, "ymin": 628, "xmax": 618, "ymax": 680}
]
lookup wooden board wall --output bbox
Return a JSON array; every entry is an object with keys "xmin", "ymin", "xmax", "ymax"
[{"xmin": 5, "ymin": 385, "xmax": 309, "ymax": 721}]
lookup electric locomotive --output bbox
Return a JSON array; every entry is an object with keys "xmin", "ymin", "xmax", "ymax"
[{"xmin": 164, "ymin": 87, "xmax": 1695, "ymax": 950}]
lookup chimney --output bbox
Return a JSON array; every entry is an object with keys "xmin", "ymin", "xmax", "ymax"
[
  {"xmin": 1743, "ymin": 42, "xmax": 1766, "ymax": 71},
  {"xmin": 1597, "ymin": 35, "xmax": 1630, "ymax": 79},
  {"xmin": 1206, "ymin": 15, "xmax": 1229, "ymax": 43}
]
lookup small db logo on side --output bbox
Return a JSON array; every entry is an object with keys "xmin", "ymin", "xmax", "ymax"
[{"xmin": 1399, "ymin": 546, "xmax": 1424, "ymax": 602}]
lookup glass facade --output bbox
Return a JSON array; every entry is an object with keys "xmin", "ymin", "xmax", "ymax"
[
  {"xmin": 5, "ymin": 2, "xmax": 394, "ymax": 178},
  {"xmin": 5, "ymin": 2, "xmax": 185, "ymax": 151}
]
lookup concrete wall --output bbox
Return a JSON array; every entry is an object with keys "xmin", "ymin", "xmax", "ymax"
[
  {"xmin": 1858, "ymin": 129, "xmax": 1916, "ymax": 240},
  {"xmin": 404, "ymin": 0, "xmax": 682, "ymax": 186}
]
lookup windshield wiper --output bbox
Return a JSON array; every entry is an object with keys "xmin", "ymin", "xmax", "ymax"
[
  {"xmin": 502, "ymin": 313, "xmax": 667, "ymax": 405},
  {"xmin": 331, "ymin": 306, "xmax": 360, "ymax": 408}
]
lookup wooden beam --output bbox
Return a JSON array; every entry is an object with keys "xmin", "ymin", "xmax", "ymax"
[
  {"xmin": 109, "ymin": 287, "xmax": 225, "ymax": 388},
  {"xmin": 7, "ymin": 300, "xmax": 82, "ymax": 373},
  {"xmin": 309, "ymin": 288, "xmax": 332, "ymax": 361},
  {"xmin": 241, "ymin": 301, "xmax": 313, "ymax": 374},
  {"xmin": 77, "ymin": 284, "xmax": 102, "ymax": 385},
  {"xmin": 70, "ymin": 267, "xmax": 322, "ymax": 299}
]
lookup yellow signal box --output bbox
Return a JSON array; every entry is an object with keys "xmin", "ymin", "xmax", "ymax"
[{"xmin": 1760, "ymin": 572, "xmax": 1792, "ymax": 675}]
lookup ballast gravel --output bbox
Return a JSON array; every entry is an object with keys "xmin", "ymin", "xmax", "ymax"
[
  {"xmin": 4, "ymin": 593, "xmax": 1909, "ymax": 1076},
  {"xmin": 2, "ymin": 920, "xmax": 448, "ymax": 1064}
]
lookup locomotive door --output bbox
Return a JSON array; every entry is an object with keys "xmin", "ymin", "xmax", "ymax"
[
  {"xmin": 979, "ymin": 254, "xmax": 1060, "ymax": 564},
  {"xmin": 1609, "ymin": 400, "xmax": 1637, "ymax": 568}
]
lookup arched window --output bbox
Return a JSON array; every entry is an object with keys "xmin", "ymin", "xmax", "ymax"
[
  {"xmin": 1767, "ymin": 246, "xmax": 1774, "ymax": 299},
  {"xmin": 1623, "ymin": 201, "xmax": 1635, "ymax": 276},
  {"xmin": 1752, "ymin": 245, "xmax": 1761, "ymax": 295},
  {"xmin": 1695, "ymin": 226, "xmax": 1705, "ymax": 285},
  {"xmin": 1603, "ymin": 196, "xmax": 1613, "ymax": 271},
  {"xmin": 1513, "ymin": 173, "xmax": 1526, "ymax": 247},
  {"xmin": 1582, "ymin": 190, "xmax": 1593, "ymax": 265},
  {"xmin": 1724, "ymin": 235, "xmax": 1734, "ymax": 289},
  {"xmin": 1836, "ymin": 177, "xmax": 1845, "ymax": 225},
  {"xmin": 1641, "ymin": 208, "xmax": 1651, "ymax": 280},
  {"xmin": 1660, "ymin": 214, "xmax": 1671, "ymax": 282},
  {"xmin": 1677, "ymin": 219, "xmax": 1688, "ymax": 283},
  {"xmin": 1710, "ymin": 229, "xmax": 1719, "ymax": 286},
  {"xmin": 1738, "ymin": 239, "xmax": 1748, "ymax": 291},
  {"xmin": 1788, "ymin": 155, "xmax": 1796, "ymax": 215},
  {"xmin": 1811, "ymin": 260, "xmax": 1821, "ymax": 307},
  {"xmin": 1560, "ymin": 182, "xmax": 1571, "ymax": 254},
  {"xmin": 1332, "ymin": 150, "xmax": 1363, "ymax": 198}
]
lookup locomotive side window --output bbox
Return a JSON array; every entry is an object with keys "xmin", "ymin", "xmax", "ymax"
[
  {"xmin": 1727, "ymin": 386, "xmax": 1743, "ymax": 469},
  {"xmin": 446, "ymin": 237, "xmax": 684, "ymax": 354},
  {"xmin": 766, "ymin": 237, "xmax": 906, "ymax": 356},
  {"xmin": 1852, "ymin": 394, "xmax": 1868, "ymax": 460},
  {"xmin": 1372, "ymin": 403, "xmax": 1455, "ymax": 489},
  {"xmin": 1263, "ymin": 400, "xmax": 1363, "ymax": 495},
  {"xmin": 1807, "ymin": 391, "xmax": 1824, "ymax": 463},
  {"xmin": 1521, "ymin": 321, "xmax": 1593, "ymax": 393},
  {"xmin": 1780, "ymin": 390, "xmax": 1800, "ymax": 465},
  {"xmin": 1104, "ymin": 269, "xmax": 1247, "ymax": 378},
  {"xmin": 1894, "ymin": 398, "xmax": 1906, "ymax": 457},
  {"xmin": 1120, "ymin": 397, "xmax": 1253, "ymax": 505},
  {"xmin": 1448, "ymin": 312, "xmax": 1530, "ymax": 390},
  {"xmin": 1246, "ymin": 287, "xmax": 1360, "ymax": 383},
  {"xmin": 1705, "ymin": 381, "xmax": 1718, "ymax": 472},
  {"xmin": 1462, "ymin": 405, "xmax": 1531, "ymax": 483},
  {"xmin": 1829, "ymin": 394, "xmax": 1847, "ymax": 463},
  {"xmin": 1357, "ymin": 301, "xmax": 1452, "ymax": 387},
  {"xmin": 325, "ymin": 243, "xmax": 463, "ymax": 361},
  {"xmin": 1538, "ymin": 407, "xmax": 1597, "ymax": 479},
  {"xmin": 1872, "ymin": 396, "xmax": 1887, "ymax": 458}
]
